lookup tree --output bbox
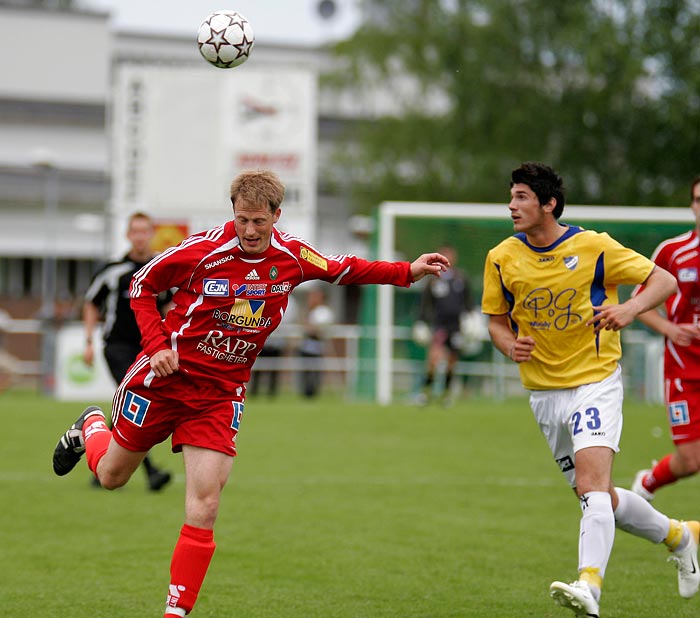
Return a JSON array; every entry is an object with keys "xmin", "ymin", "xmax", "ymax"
[{"xmin": 325, "ymin": 0, "xmax": 700, "ymax": 211}]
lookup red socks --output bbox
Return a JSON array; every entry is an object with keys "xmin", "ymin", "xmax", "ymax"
[
  {"xmin": 165, "ymin": 524, "xmax": 216, "ymax": 615},
  {"xmin": 83, "ymin": 415, "xmax": 111, "ymax": 476},
  {"xmin": 643, "ymin": 454, "xmax": 678, "ymax": 493},
  {"xmin": 82, "ymin": 416, "xmax": 218, "ymax": 616}
]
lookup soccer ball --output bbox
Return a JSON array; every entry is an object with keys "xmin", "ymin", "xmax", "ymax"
[{"xmin": 197, "ymin": 11, "xmax": 255, "ymax": 69}]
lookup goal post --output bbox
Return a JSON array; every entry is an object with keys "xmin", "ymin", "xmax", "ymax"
[{"xmin": 373, "ymin": 201, "xmax": 693, "ymax": 405}]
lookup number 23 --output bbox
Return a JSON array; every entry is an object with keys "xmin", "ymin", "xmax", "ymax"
[{"xmin": 572, "ymin": 407, "xmax": 601, "ymax": 435}]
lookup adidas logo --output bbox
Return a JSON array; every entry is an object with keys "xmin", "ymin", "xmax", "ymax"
[{"xmin": 245, "ymin": 269, "xmax": 260, "ymax": 281}]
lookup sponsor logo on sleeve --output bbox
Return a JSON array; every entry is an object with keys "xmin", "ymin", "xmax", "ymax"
[
  {"xmin": 203, "ymin": 279, "xmax": 230, "ymax": 296},
  {"xmin": 300, "ymin": 247, "xmax": 328, "ymax": 271}
]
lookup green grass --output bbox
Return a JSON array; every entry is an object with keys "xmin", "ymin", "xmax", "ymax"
[{"xmin": 2, "ymin": 389, "xmax": 700, "ymax": 617}]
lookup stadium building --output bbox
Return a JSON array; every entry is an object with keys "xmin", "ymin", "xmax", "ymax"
[
  {"xmin": 1, "ymin": 1, "xmax": 673, "ymax": 401},
  {"xmin": 0, "ymin": 1, "xmax": 372, "ymax": 385}
]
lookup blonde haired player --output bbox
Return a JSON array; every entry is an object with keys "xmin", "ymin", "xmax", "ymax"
[
  {"xmin": 482, "ymin": 162, "xmax": 699, "ymax": 617},
  {"xmin": 53, "ymin": 169, "xmax": 451, "ymax": 618}
]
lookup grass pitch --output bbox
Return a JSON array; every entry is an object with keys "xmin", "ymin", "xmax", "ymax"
[{"xmin": 2, "ymin": 389, "xmax": 700, "ymax": 617}]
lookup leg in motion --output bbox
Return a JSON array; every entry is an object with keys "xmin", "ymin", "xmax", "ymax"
[
  {"xmin": 550, "ymin": 446, "xmax": 615, "ymax": 618},
  {"xmin": 53, "ymin": 404, "xmax": 147, "ymax": 489},
  {"xmin": 615, "ymin": 486, "xmax": 700, "ymax": 598},
  {"xmin": 53, "ymin": 406, "xmax": 107, "ymax": 476},
  {"xmin": 164, "ymin": 445, "xmax": 233, "ymax": 618}
]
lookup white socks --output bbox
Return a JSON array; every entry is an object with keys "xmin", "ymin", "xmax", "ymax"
[
  {"xmin": 613, "ymin": 487, "xmax": 671, "ymax": 544},
  {"xmin": 578, "ymin": 491, "xmax": 614, "ymax": 584}
]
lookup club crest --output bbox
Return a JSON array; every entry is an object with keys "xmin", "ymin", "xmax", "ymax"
[{"xmin": 563, "ymin": 256, "xmax": 579, "ymax": 270}]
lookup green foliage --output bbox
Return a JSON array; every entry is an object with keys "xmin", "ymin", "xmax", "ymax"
[
  {"xmin": 325, "ymin": 0, "xmax": 700, "ymax": 212},
  {"xmin": 3, "ymin": 389, "xmax": 700, "ymax": 617}
]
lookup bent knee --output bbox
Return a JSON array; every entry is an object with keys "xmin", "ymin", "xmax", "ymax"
[
  {"xmin": 97, "ymin": 473, "xmax": 129, "ymax": 490},
  {"xmin": 677, "ymin": 445, "xmax": 700, "ymax": 475},
  {"xmin": 187, "ymin": 496, "xmax": 221, "ymax": 528},
  {"xmin": 680, "ymin": 458, "xmax": 700, "ymax": 476},
  {"xmin": 95, "ymin": 464, "xmax": 133, "ymax": 490}
]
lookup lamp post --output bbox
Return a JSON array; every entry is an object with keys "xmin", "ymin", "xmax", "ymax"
[{"xmin": 33, "ymin": 151, "xmax": 59, "ymax": 394}]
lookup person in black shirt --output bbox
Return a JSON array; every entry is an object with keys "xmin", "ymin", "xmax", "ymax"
[
  {"xmin": 415, "ymin": 245, "xmax": 473, "ymax": 406},
  {"xmin": 83, "ymin": 212, "xmax": 172, "ymax": 491}
]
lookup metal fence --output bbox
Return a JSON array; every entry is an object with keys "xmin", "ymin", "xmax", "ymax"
[{"xmin": 1, "ymin": 317, "xmax": 660, "ymax": 404}]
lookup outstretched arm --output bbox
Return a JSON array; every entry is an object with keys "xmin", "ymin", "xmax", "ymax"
[{"xmin": 410, "ymin": 253, "xmax": 450, "ymax": 282}]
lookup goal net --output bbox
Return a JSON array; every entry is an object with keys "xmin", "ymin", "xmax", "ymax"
[{"xmin": 355, "ymin": 201, "xmax": 692, "ymax": 404}]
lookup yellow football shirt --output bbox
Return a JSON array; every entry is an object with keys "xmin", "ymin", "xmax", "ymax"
[{"xmin": 482, "ymin": 225, "xmax": 655, "ymax": 390}]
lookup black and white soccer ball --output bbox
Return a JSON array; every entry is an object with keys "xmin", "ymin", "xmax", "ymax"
[{"xmin": 197, "ymin": 11, "xmax": 255, "ymax": 69}]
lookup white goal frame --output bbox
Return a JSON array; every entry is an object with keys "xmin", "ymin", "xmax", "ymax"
[{"xmin": 375, "ymin": 201, "xmax": 693, "ymax": 405}]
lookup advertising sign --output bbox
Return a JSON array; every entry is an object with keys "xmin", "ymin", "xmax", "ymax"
[{"xmin": 111, "ymin": 64, "xmax": 317, "ymax": 257}]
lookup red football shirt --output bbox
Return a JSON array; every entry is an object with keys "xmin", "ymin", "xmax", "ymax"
[
  {"xmin": 130, "ymin": 222, "xmax": 413, "ymax": 391},
  {"xmin": 649, "ymin": 229, "xmax": 700, "ymax": 380}
]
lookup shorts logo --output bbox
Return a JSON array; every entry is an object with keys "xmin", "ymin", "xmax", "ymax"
[
  {"xmin": 669, "ymin": 401, "xmax": 690, "ymax": 426},
  {"xmin": 678, "ymin": 268, "xmax": 698, "ymax": 283},
  {"xmin": 300, "ymin": 247, "xmax": 328, "ymax": 271},
  {"xmin": 203, "ymin": 279, "xmax": 229, "ymax": 296},
  {"xmin": 556, "ymin": 455, "xmax": 575, "ymax": 472},
  {"xmin": 231, "ymin": 401, "xmax": 244, "ymax": 431},
  {"xmin": 122, "ymin": 390, "xmax": 151, "ymax": 427}
]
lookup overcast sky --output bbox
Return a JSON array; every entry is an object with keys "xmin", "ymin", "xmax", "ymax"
[{"xmin": 77, "ymin": 0, "xmax": 361, "ymax": 45}]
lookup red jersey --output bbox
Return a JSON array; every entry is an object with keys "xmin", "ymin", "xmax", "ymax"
[
  {"xmin": 130, "ymin": 222, "xmax": 413, "ymax": 392},
  {"xmin": 649, "ymin": 229, "xmax": 700, "ymax": 380}
]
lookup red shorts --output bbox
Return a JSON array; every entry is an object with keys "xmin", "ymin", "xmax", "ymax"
[
  {"xmin": 665, "ymin": 378, "xmax": 700, "ymax": 445},
  {"xmin": 111, "ymin": 355, "xmax": 245, "ymax": 456}
]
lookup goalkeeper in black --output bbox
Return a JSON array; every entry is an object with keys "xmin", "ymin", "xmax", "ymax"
[{"xmin": 414, "ymin": 245, "xmax": 474, "ymax": 406}]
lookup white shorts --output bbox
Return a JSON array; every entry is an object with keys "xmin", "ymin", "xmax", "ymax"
[{"xmin": 528, "ymin": 364, "xmax": 624, "ymax": 488}]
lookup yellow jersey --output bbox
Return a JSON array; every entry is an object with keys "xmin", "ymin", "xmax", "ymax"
[{"xmin": 482, "ymin": 225, "xmax": 655, "ymax": 390}]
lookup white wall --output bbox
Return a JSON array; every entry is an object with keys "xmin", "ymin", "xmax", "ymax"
[
  {"xmin": 0, "ymin": 206, "xmax": 107, "ymax": 258},
  {"xmin": 0, "ymin": 123, "xmax": 108, "ymax": 170},
  {"xmin": 0, "ymin": 7, "xmax": 110, "ymax": 103}
]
